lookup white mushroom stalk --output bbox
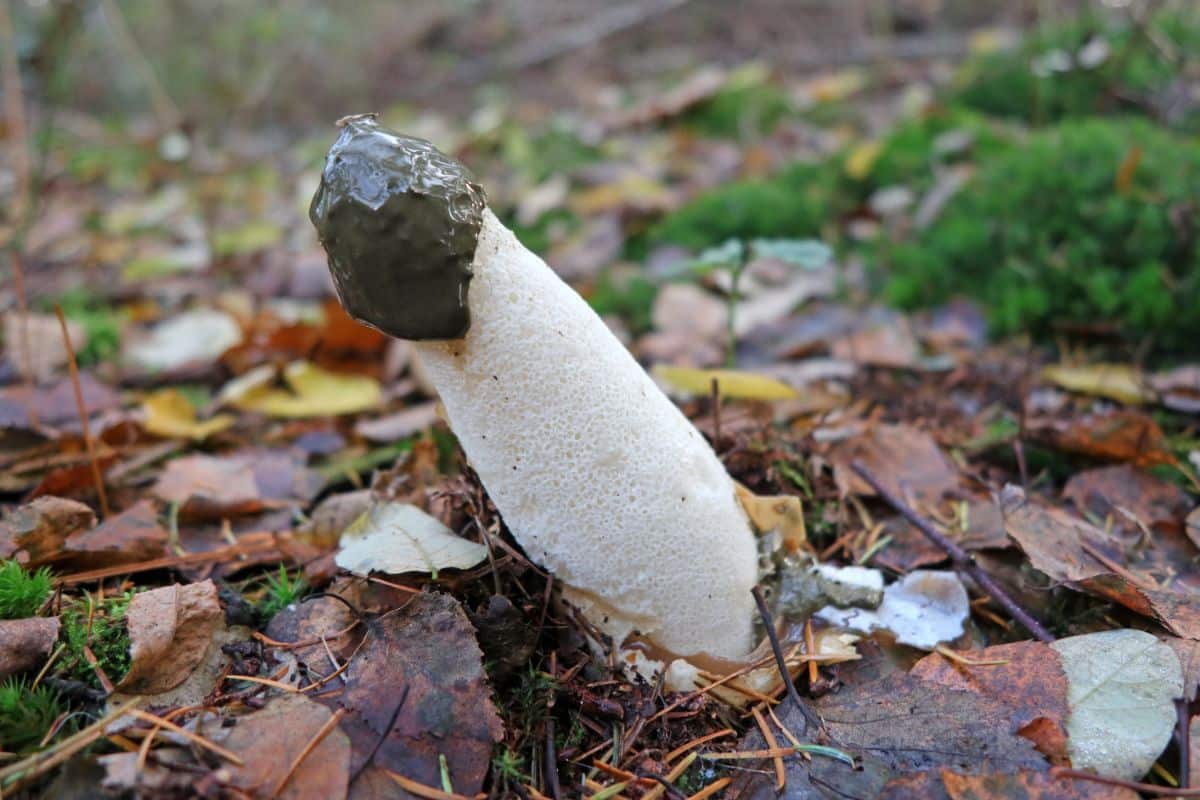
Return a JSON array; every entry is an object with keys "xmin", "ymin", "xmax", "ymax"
[{"xmin": 310, "ymin": 115, "xmax": 758, "ymax": 659}]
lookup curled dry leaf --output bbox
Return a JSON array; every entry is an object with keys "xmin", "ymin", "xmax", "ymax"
[
  {"xmin": 221, "ymin": 693, "xmax": 351, "ymax": 800},
  {"xmin": 0, "ymin": 617, "xmax": 60, "ymax": 679},
  {"xmin": 1052, "ymin": 628, "xmax": 1183, "ymax": 781},
  {"xmin": 0, "ymin": 496, "xmax": 96, "ymax": 564},
  {"xmin": 116, "ymin": 580, "xmax": 223, "ymax": 695},
  {"xmin": 336, "ymin": 502, "xmax": 488, "ymax": 576}
]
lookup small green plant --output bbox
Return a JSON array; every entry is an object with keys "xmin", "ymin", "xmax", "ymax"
[
  {"xmin": 0, "ymin": 678, "xmax": 69, "ymax": 754},
  {"xmin": 881, "ymin": 117, "xmax": 1200, "ymax": 350},
  {"xmin": 259, "ymin": 565, "xmax": 309, "ymax": 619},
  {"xmin": 491, "ymin": 747, "xmax": 529, "ymax": 786},
  {"xmin": 954, "ymin": 7, "xmax": 1200, "ymax": 131},
  {"xmin": 38, "ymin": 288, "xmax": 123, "ymax": 367},
  {"xmin": 0, "ymin": 561, "xmax": 53, "ymax": 620},
  {"xmin": 652, "ymin": 161, "xmax": 836, "ymax": 251},
  {"xmin": 586, "ymin": 270, "xmax": 658, "ymax": 334},
  {"xmin": 60, "ymin": 592, "xmax": 133, "ymax": 689}
]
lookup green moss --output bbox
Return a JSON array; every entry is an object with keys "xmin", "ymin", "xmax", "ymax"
[
  {"xmin": 38, "ymin": 289, "xmax": 123, "ymax": 368},
  {"xmin": 652, "ymin": 161, "xmax": 837, "ymax": 251},
  {"xmin": 880, "ymin": 118, "xmax": 1200, "ymax": 349},
  {"xmin": 0, "ymin": 561, "xmax": 53, "ymax": 620},
  {"xmin": 60, "ymin": 592, "xmax": 133, "ymax": 689},
  {"xmin": 683, "ymin": 82, "xmax": 794, "ymax": 138},
  {"xmin": 0, "ymin": 678, "xmax": 69, "ymax": 753},
  {"xmin": 585, "ymin": 271, "xmax": 658, "ymax": 334},
  {"xmin": 258, "ymin": 565, "xmax": 309, "ymax": 619},
  {"xmin": 954, "ymin": 8, "xmax": 1200, "ymax": 130}
]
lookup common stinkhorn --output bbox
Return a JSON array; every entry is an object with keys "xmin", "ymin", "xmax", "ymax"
[{"xmin": 310, "ymin": 115, "xmax": 758, "ymax": 660}]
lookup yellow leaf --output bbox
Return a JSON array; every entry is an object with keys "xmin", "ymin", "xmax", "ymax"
[
  {"xmin": 1114, "ymin": 145, "xmax": 1143, "ymax": 195},
  {"xmin": 735, "ymin": 483, "xmax": 807, "ymax": 553},
  {"xmin": 223, "ymin": 360, "xmax": 381, "ymax": 418},
  {"xmin": 844, "ymin": 141, "xmax": 882, "ymax": 181},
  {"xmin": 1041, "ymin": 363, "xmax": 1155, "ymax": 405},
  {"xmin": 141, "ymin": 388, "xmax": 235, "ymax": 441},
  {"xmin": 652, "ymin": 365, "xmax": 798, "ymax": 400}
]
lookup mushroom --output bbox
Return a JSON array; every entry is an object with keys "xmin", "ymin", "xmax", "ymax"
[{"xmin": 310, "ymin": 115, "xmax": 758, "ymax": 660}]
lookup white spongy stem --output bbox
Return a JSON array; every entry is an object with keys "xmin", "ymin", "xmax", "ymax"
[{"xmin": 415, "ymin": 210, "xmax": 758, "ymax": 659}]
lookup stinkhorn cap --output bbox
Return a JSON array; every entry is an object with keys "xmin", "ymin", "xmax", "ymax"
[{"xmin": 309, "ymin": 114, "xmax": 487, "ymax": 340}]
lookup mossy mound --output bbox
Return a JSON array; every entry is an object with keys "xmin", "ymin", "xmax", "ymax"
[
  {"xmin": 881, "ymin": 118, "xmax": 1200, "ymax": 349},
  {"xmin": 954, "ymin": 8, "xmax": 1200, "ymax": 130}
]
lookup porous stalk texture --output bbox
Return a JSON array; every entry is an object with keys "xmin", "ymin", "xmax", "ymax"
[{"xmin": 416, "ymin": 210, "xmax": 757, "ymax": 659}]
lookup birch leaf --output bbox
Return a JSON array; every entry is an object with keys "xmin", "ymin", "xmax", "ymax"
[{"xmin": 336, "ymin": 503, "xmax": 487, "ymax": 577}]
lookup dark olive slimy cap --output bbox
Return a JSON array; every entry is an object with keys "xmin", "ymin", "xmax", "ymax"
[{"xmin": 309, "ymin": 114, "xmax": 486, "ymax": 340}]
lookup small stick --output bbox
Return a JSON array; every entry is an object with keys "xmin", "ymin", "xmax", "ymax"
[
  {"xmin": 710, "ymin": 377, "xmax": 722, "ymax": 447},
  {"xmin": 1050, "ymin": 767, "xmax": 1200, "ymax": 797},
  {"xmin": 751, "ymin": 706, "xmax": 785, "ymax": 790},
  {"xmin": 55, "ymin": 305, "xmax": 110, "ymax": 517},
  {"xmin": 803, "ymin": 619, "xmax": 819, "ymax": 685},
  {"xmin": 269, "ymin": 707, "xmax": 347, "ymax": 798},
  {"xmin": 686, "ymin": 777, "xmax": 732, "ymax": 800},
  {"xmin": 545, "ymin": 717, "xmax": 563, "ymax": 800},
  {"xmin": 751, "ymin": 585, "xmax": 821, "ymax": 733},
  {"xmin": 0, "ymin": 697, "xmax": 140, "ymax": 787},
  {"xmin": 850, "ymin": 460, "xmax": 1054, "ymax": 644},
  {"xmin": 126, "ymin": 708, "xmax": 243, "ymax": 765}
]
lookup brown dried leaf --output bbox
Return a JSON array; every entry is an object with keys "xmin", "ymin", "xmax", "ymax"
[
  {"xmin": 879, "ymin": 769, "xmax": 1138, "ymax": 799},
  {"xmin": 153, "ymin": 449, "xmax": 324, "ymax": 519},
  {"xmin": 1063, "ymin": 465, "xmax": 1192, "ymax": 536},
  {"xmin": 116, "ymin": 580, "xmax": 223, "ymax": 694},
  {"xmin": 222, "ymin": 692, "xmax": 350, "ymax": 800},
  {"xmin": 1027, "ymin": 409, "xmax": 1174, "ymax": 465},
  {"xmin": 0, "ymin": 496, "xmax": 96, "ymax": 564},
  {"xmin": 63, "ymin": 500, "xmax": 167, "ymax": 567},
  {"xmin": 831, "ymin": 317, "xmax": 921, "ymax": 369},
  {"xmin": 0, "ymin": 617, "xmax": 60, "ymax": 678},
  {"xmin": 328, "ymin": 592, "xmax": 503, "ymax": 797},
  {"xmin": 827, "ymin": 423, "xmax": 960, "ymax": 505},
  {"xmin": 354, "ymin": 402, "xmax": 440, "ymax": 444}
]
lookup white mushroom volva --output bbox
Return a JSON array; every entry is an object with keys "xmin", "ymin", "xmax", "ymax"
[{"xmin": 310, "ymin": 115, "xmax": 758, "ymax": 659}]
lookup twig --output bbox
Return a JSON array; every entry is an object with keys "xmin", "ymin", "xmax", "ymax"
[
  {"xmin": 126, "ymin": 708, "xmax": 243, "ymax": 765},
  {"xmin": 545, "ymin": 717, "xmax": 562, "ymax": 800},
  {"xmin": 751, "ymin": 586, "xmax": 821, "ymax": 733},
  {"xmin": 386, "ymin": 769, "xmax": 476, "ymax": 800},
  {"xmin": 55, "ymin": 305, "xmax": 110, "ymax": 517},
  {"xmin": 1051, "ymin": 767, "xmax": 1200, "ymax": 797},
  {"xmin": 751, "ymin": 707, "xmax": 785, "ymax": 790},
  {"xmin": 850, "ymin": 460, "xmax": 1054, "ymax": 643},
  {"xmin": 349, "ymin": 684, "xmax": 409, "ymax": 788},
  {"xmin": 710, "ymin": 377, "xmax": 722, "ymax": 447},
  {"xmin": 0, "ymin": 697, "xmax": 140, "ymax": 787},
  {"xmin": 269, "ymin": 707, "xmax": 347, "ymax": 798}
]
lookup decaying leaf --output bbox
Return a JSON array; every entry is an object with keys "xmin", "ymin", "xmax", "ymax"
[
  {"xmin": 327, "ymin": 592, "xmax": 503, "ymax": 796},
  {"xmin": 817, "ymin": 570, "xmax": 969, "ymax": 650},
  {"xmin": 880, "ymin": 769, "xmax": 1138, "ymax": 799},
  {"xmin": 1040, "ymin": 363, "xmax": 1155, "ymax": 405},
  {"xmin": 63, "ymin": 500, "xmax": 168, "ymax": 567},
  {"xmin": 1027, "ymin": 409, "xmax": 1174, "ymax": 466},
  {"xmin": 0, "ymin": 617, "xmax": 60, "ymax": 678},
  {"xmin": 220, "ymin": 360, "xmax": 381, "ymax": 418},
  {"xmin": 152, "ymin": 449, "xmax": 324, "ymax": 519},
  {"xmin": 735, "ymin": 483, "xmax": 807, "ymax": 552},
  {"xmin": 652, "ymin": 364, "xmax": 799, "ymax": 400},
  {"xmin": 336, "ymin": 502, "xmax": 488, "ymax": 576},
  {"xmin": 221, "ymin": 692, "xmax": 351, "ymax": 800},
  {"xmin": 1051, "ymin": 628, "xmax": 1183, "ymax": 781},
  {"xmin": 141, "ymin": 388, "xmax": 235, "ymax": 441},
  {"xmin": 3, "ymin": 312, "xmax": 86, "ymax": 383},
  {"xmin": 1063, "ymin": 464, "xmax": 1192, "ymax": 535},
  {"xmin": 116, "ymin": 580, "xmax": 224, "ymax": 694}
]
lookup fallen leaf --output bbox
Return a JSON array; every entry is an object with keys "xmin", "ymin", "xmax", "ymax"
[
  {"xmin": 827, "ymin": 423, "xmax": 960, "ymax": 505},
  {"xmin": 652, "ymin": 365, "xmax": 798, "ymax": 400},
  {"xmin": 298, "ymin": 490, "xmax": 374, "ymax": 548},
  {"xmin": 327, "ymin": 593, "xmax": 503, "ymax": 796},
  {"xmin": 222, "ymin": 693, "xmax": 350, "ymax": 800},
  {"xmin": 115, "ymin": 580, "xmax": 224, "ymax": 694},
  {"xmin": 221, "ymin": 361, "xmax": 381, "ymax": 418},
  {"xmin": 817, "ymin": 570, "xmax": 969, "ymax": 650},
  {"xmin": 911, "ymin": 641, "xmax": 1069, "ymax": 761},
  {"xmin": 1027, "ymin": 409, "xmax": 1174, "ymax": 465},
  {"xmin": 3, "ymin": 312, "xmax": 86, "ymax": 383},
  {"xmin": 0, "ymin": 496, "xmax": 96, "ymax": 564},
  {"xmin": 0, "ymin": 372, "xmax": 122, "ymax": 429},
  {"xmin": 63, "ymin": 499, "xmax": 168, "ymax": 567},
  {"xmin": 125, "ymin": 309, "xmax": 243, "ymax": 372},
  {"xmin": 141, "ymin": 388, "xmax": 235, "ymax": 441},
  {"xmin": 354, "ymin": 402, "xmax": 440, "ymax": 443},
  {"xmin": 1151, "ymin": 364, "xmax": 1200, "ymax": 414},
  {"xmin": 336, "ymin": 502, "xmax": 487, "ymax": 577},
  {"xmin": 831, "ymin": 317, "xmax": 921, "ymax": 369},
  {"xmin": 880, "ymin": 769, "xmax": 1138, "ymax": 799},
  {"xmin": 1063, "ymin": 464, "xmax": 1192, "ymax": 535},
  {"xmin": 0, "ymin": 617, "xmax": 60, "ymax": 678},
  {"xmin": 735, "ymin": 484, "xmax": 807, "ymax": 552},
  {"xmin": 1052, "ymin": 628, "xmax": 1183, "ymax": 780},
  {"xmin": 212, "ymin": 219, "xmax": 283, "ymax": 256},
  {"xmin": 1041, "ymin": 364, "xmax": 1154, "ymax": 405},
  {"xmin": 845, "ymin": 140, "xmax": 883, "ymax": 180},
  {"xmin": 153, "ymin": 449, "xmax": 324, "ymax": 519}
]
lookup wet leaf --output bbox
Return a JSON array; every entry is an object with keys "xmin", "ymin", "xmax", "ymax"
[
  {"xmin": 1041, "ymin": 363, "xmax": 1154, "ymax": 405},
  {"xmin": 221, "ymin": 361, "xmax": 381, "ymax": 418},
  {"xmin": 1051, "ymin": 628, "xmax": 1183, "ymax": 780},
  {"xmin": 827, "ymin": 423, "xmax": 960, "ymax": 505},
  {"xmin": 116, "ymin": 580, "xmax": 223, "ymax": 694},
  {"xmin": 222, "ymin": 692, "xmax": 350, "ymax": 800},
  {"xmin": 652, "ymin": 364, "xmax": 798, "ymax": 399},
  {"xmin": 336, "ymin": 503, "xmax": 487, "ymax": 577},
  {"xmin": 141, "ymin": 388, "xmax": 235, "ymax": 441}
]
